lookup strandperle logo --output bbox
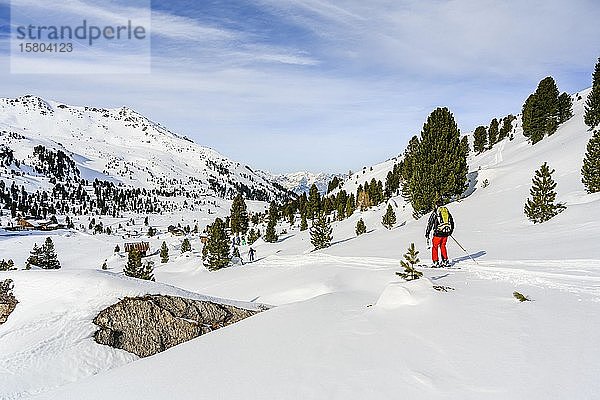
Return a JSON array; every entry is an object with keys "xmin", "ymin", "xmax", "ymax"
[
  {"xmin": 15, "ymin": 20, "xmax": 147, "ymax": 46},
  {"xmin": 10, "ymin": 0, "xmax": 151, "ymax": 74}
]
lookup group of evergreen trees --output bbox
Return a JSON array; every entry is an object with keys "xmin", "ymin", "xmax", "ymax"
[
  {"xmin": 522, "ymin": 77, "xmax": 573, "ymax": 145},
  {"xmin": 0, "ymin": 259, "xmax": 16, "ymax": 271},
  {"xmin": 26, "ymin": 237, "xmax": 61, "ymax": 269},
  {"xmin": 473, "ymin": 115, "xmax": 516, "ymax": 154}
]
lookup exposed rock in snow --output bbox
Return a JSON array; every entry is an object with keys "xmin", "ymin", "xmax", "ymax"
[
  {"xmin": 93, "ymin": 294, "xmax": 261, "ymax": 357},
  {"xmin": 0, "ymin": 279, "xmax": 17, "ymax": 324}
]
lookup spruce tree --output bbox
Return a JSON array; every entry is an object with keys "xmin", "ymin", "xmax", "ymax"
[
  {"xmin": 584, "ymin": 57, "xmax": 600, "ymax": 130},
  {"xmin": 180, "ymin": 238, "xmax": 192, "ymax": 253},
  {"xmin": 524, "ymin": 162, "xmax": 566, "ymax": 223},
  {"xmin": 355, "ymin": 218, "xmax": 366, "ymax": 236},
  {"xmin": 310, "ymin": 212, "xmax": 332, "ymax": 250},
  {"xmin": 230, "ymin": 193, "xmax": 249, "ymax": 235},
  {"xmin": 381, "ymin": 204, "xmax": 396, "ymax": 229},
  {"xmin": 581, "ymin": 130, "xmax": 600, "ymax": 193},
  {"xmin": 488, "ymin": 118, "xmax": 499, "ymax": 148},
  {"xmin": 41, "ymin": 237, "xmax": 60, "ymax": 269},
  {"xmin": 160, "ymin": 241, "xmax": 169, "ymax": 263},
  {"xmin": 202, "ymin": 217, "xmax": 231, "ymax": 271},
  {"xmin": 124, "ymin": 249, "xmax": 142, "ymax": 278},
  {"xmin": 473, "ymin": 126, "xmax": 488, "ymax": 154},
  {"xmin": 402, "ymin": 107, "xmax": 468, "ymax": 215},
  {"xmin": 264, "ymin": 202, "xmax": 279, "ymax": 243},
  {"xmin": 396, "ymin": 243, "xmax": 423, "ymax": 281}
]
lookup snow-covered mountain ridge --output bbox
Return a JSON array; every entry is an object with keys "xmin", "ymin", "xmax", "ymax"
[{"xmin": 0, "ymin": 95, "xmax": 292, "ymax": 216}]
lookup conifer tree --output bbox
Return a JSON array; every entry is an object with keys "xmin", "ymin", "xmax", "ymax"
[
  {"xmin": 522, "ymin": 77, "xmax": 560, "ymax": 144},
  {"xmin": 307, "ymin": 184, "xmax": 321, "ymax": 219},
  {"xmin": 247, "ymin": 228, "xmax": 259, "ymax": 245},
  {"xmin": 488, "ymin": 118, "xmax": 499, "ymax": 148},
  {"xmin": 473, "ymin": 126, "xmax": 488, "ymax": 154},
  {"xmin": 584, "ymin": 57, "xmax": 600, "ymax": 130},
  {"xmin": 140, "ymin": 260, "xmax": 155, "ymax": 281},
  {"xmin": 345, "ymin": 195, "xmax": 355, "ymax": 217},
  {"xmin": 180, "ymin": 238, "xmax": 192, "ymax": 253},
  {"xmin": 396, "ymin": 243, "xmax": 423, "ymax": 281},
  {"xmin": 300, "ymin": 212, "xmax": 308, "ymax": 231},
  {"xmin": 230, "ymin": 193, "xmax": 249, "ymax": 235},
  {"xmin": 381, "ymin": 204, "xmax": 396, "ymax": 229},
  {"xmin": 557, "ymin": 92, "xmax": 573, "ymax": 124},
  {"xmin": 40, "ymin": 237, "xmax": 60, "ymax": 269},
  {"xmin": 160, "ymin": 241, "xmax": 169, "ymax": 263},
  {"xmin": 524, "ymin": 162, "xmax": 566, "ymax": 223},
  {"xmin": 355, "ymin": 218, "xmax": 366, "ymax": 236},
  {"xmin": 310, "ymin": 212, "xmax": 332, "ymax": 250},
  {"xmin": 124, "ymin": 248, "xmax": 142, "ymax": 278},
  {"xmin": 581, "ymin": 130, "xmax": 600, "ymax": 193},
  {"xmin": 264, "ymin": 202, "xmax": 279, "ymax": 243},
  {"xmin": 402, "ymin": 107, "xmax": 468, "ymax": 215},
  {"xmin": 26, "ymin": 243, "xmax": 42, "ymax": 269},
  {"xmin": 498, "ymin": 115, "xmax": 515, "ymax": 141},
  {"xmin": 202, "ymin": 217, "xmax": 231, "ymax": 271}
]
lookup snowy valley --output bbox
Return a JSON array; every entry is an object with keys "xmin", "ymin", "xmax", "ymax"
[{"xmin": 1, "ymin": 80, "xmax": 600, "ymax": 400}]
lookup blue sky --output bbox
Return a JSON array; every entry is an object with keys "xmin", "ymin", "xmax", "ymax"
[{"xmin": 1, "ymin": 0, "xmax": 600, "ymax": 173}]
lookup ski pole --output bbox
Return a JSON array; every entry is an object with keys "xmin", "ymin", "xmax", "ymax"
[{"xmin": 450, "ymin": 235, "xmax": 479, "ymax": 265}]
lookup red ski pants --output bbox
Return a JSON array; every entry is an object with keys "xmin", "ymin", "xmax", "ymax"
[{"xmin": 432, "ymin": 236, "xmax": 448, "ymax": 262}]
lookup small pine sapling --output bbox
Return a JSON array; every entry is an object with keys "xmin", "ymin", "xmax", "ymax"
[{"xmin": 396, "ymin": 243, "xmax": 423, "ymax": 281}]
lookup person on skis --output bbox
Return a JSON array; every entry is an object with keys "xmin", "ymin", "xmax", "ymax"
[
  {"xmin": 425, "ymin": 200, "xmax": 455, "ymax": 267},
  {"xmin": 248, "ymin": 247, "xmax": 256, "ymax": 262}
]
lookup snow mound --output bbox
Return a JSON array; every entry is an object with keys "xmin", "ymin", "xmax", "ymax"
[{"xmin": 375, "ymin": 279, "xmax": 433, "ymax": 309}]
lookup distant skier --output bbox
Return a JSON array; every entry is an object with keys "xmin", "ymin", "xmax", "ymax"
[
  {"xmin": 425, "ymin": 200, "xmax": 455, "ymax": 267},
  {"xmin": 248, "ymin": 247, "xmax": 255, "ymax": 262}
]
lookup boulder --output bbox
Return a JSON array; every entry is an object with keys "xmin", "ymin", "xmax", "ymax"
[
  {"xmin": 0, "ymin": 279, "xmax": 18, "ymax": 325},
  {"xmin": 94, "ymin": 294, "xmax": 260, "ymax": 357}
]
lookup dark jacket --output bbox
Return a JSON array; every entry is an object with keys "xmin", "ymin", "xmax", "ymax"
[{"xmin": 426, "ymin": 207, "xmax": 455, "ymax": 238}]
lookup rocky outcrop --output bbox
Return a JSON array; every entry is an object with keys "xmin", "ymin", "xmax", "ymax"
[
  {"xmin": 93, "ymin": 295, "xmax": 261, "ymax": 357},
  {"xmin": 0, "ymin": 279, "xmax": 18, "ymax": 325}
]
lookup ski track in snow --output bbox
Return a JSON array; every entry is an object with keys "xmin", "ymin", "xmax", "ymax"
[{"xmin": 459, "ymin": 260, "xmax": 600, "ymax": 300}]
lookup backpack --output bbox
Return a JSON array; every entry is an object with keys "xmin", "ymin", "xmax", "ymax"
[{"xmin": 437, "ymin": 206, "xmax": 452, "ymax": 234}]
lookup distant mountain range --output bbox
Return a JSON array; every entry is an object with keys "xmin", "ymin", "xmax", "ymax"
[{"xmin": 259, "ymin": 170, "xmax": 345, "ymax": 195}]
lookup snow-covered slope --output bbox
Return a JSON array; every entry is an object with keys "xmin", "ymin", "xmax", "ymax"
[
  {"xmin": 260, "ymin": 170, "xmax": 344, "ymax": 195},
  {"xmin": 0, "ymin": 95, "xmax": 291, "ymax": 208}
]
